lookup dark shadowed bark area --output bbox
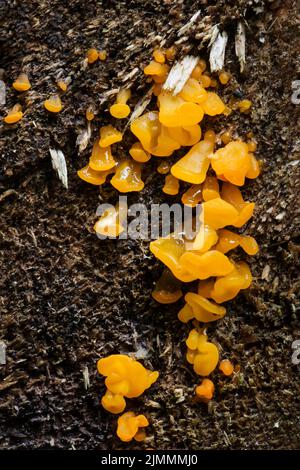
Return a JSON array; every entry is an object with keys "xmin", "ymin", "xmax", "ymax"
[{"xmin": 0, "ymin": 0, "xmax": 299, "ymax": 450}]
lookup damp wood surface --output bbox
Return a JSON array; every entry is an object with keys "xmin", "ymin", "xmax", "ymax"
[{"xmin": 0, "ymin": 0, "xmax": 300, "ymax": 450}]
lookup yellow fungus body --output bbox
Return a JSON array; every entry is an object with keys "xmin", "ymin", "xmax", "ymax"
[
  {"xmin": 163, "ymin": 174, "xmax": 179, "ymax": 195},
  {"xmin": 211, "ymin": 141, "xmax": 251, "ymax": 186},
  {"xmin": 77, "ymin": 165, "xmax": 114, "ymax": 185},
  {"xmin": 202, "ymin": 92, "xmax": 225, "ymax": 116},
  {"xmin": 158, "ymin": 92, "xmax": 204, "ymax": 127},
  {"xmin": 150, "ymin": 236, "xmax": 197, "ymax": 283},
  {"xmin": 89, "ymin": 141, "xmax": 116, "ymax": 171},
  {"xmin": 99, "ymin": 125, "xmax": 122, "ymax": 147},
  {"xmin": 110, "ymin": 89, "xmax": 131, "ymax": 119},
  {"xmin": 94, "ymin": 201, "xmax": 127, "ymax": 238},
  {"xmin": 152, "ymin": 269, "xmax": 182, "ymax": 304},
  {"xmin": 13, "ymin": 73, "xmax": 31, "ymax": 92},
  {"xmin": 180, "ymin": 250, "xmax": 234, "ymax": 280},
  {"xmin": 178, "ymin": 78, "xmax": 208, "ymax": 104},
  {"xmin": 181, "ymin": 184, "xmax": 202, "ymax": 207},
  {"xmin": 202, "ymin": 198, "xmax": 239, "ymax": 230},
  {"xmin": 183, "ymin": 292, "xmax": 226, "ymax": 323},
  {"xmin": 44, "ymin": 94, "xmax": 62, "ymax": 113},
  {"xmin": 171, "ymin": 140, "xmax": 214, "ymax": 184},
  {"xmin": 153, "ymin": 49, "xmax": 165, "ymax": 64},
  {"xmin": 186, "ymin": 330, "xmax": 219, "ymax": 376},
  {"xmin": 157, "ymin": 161, "xmax": 170, "ymax": 174},
  {"xmin": 87, "ymin": 48, "xmax": 99, "ymax": 64},
  {"xmin": 129, "ymin": 142, "xmax": 151, "ymax": 162},
  {"xmin": 219, "ymin": 359, "xmax": 234, "ymax": 376},
  {"xmin": 101, "ymin": 390, "xmax": 126, "ymax": 414},
  {"xmin": 202, "ymin": 176, "xmax": 220, "ymax": 201},
  {"xmin": 195, "ymin": 378, "xmax": 215, "ymax": 401},
  {"xmin": 210, "ymin": 261, "xmax": 252, "ymax": 303},
  {"xmin": 111, "ymin": 160, "xmax": 144, "ymax": 192},
  {"xmin": 117, "ymin": 412, "xmax": 149, "ymax": 442},
  {"xmin": 99, "ymin": 50, "xmax": 107, "ymax": 61},
  {"xmin": 130, "ymin": 111, "xmax": 180, "ymax": 157},
  {"xmin": 97, "ymin": 354, "xmax": 159, "ymax": 399},
  {"xmin": 4, "ymin": 104, "xmax": 23, "ymax": 124}
]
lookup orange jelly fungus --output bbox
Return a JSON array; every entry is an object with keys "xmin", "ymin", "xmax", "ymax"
[
  {"xmin": 57, "ymin": 80, "xmax": 68, "ymax": 92},
  {"xmin": 219, "ymin": 71, "xmax": 231, "ymax": 85},
  {"xmin": 110, "ymin": 89, "xmax": 131, "ymax": 118},
  {"xmin": 171, "ymin": 140, "xmax": 214, "ymax": 184},
  {"xmin": 202, "ymin": 92, "xmax": 225, "ymax": 116},
  {"xmin": 180, "ymin": 250, "xmax": 234, "ymax": 280},
  {"xmin": 144, "ymin": 61, "xmax": 169, "ymax": 83},
  {"xmin": 87, "ymin": 48, "xmax": 99, "ymax": 64},
  {"xmin": 197, "ymin": 279, "xmax": 214, "ymax": 298},
  {"xmin": 178, "ymin": 292, "xmax": 226, "ymax": 323},
  {"xmin": 190, "ymin": 224, "xmax": 218, "ymax": 253},
  {"xmin": 89, "ymin": 140, "xmax": 116, "ymax": 171},
  {"xmin": 158, "ymin": 92, "xmax": 204, "ymax": 127},
  {"xmin": 199, "ymin": 74, "xmax": 211, "ymax": 88},
  {"xmin": 202, "ymin": 198, "xmax": 239, "ymax": 230},
  {"xmin": 178, "ymin": 78, "xmax": 207, "ymax": 104},
  {"xmin": 153, "ymin": 49, "xmax": 165, "ymax": 64},
  {"xmin": 167, "ymin": 124, "xmax": 201, "ymax": 146},
  {"xmin": 186, "ymin": 329, "xmax": 219, "ymax": 376},
  {"xmin": 238, "ymin": 99, "xmax": 252, "ymax": 113},
  {"xmin": 181, "ymin": 184, "xmax": 202, "ymax": 207},
  {"xmin": 221, "ymin": 131, "xmax": 232, "ymax": 145},
  {"xmin": 163, "ymin": 174, "xmax": 179, "ymax": 195},
  {"xmin": 12, "ymin": 73, "xmax": 31, "ymax": 92},
  {"xmin": 101, "ymin": 390, "xmax": 126, "ymax": 414},
  {"xmin": 165, "ymin": 46, "xmax": 176, "ymax": 61},
  {"xmin": 221, "ymin": 182, "xmax": 255, "ymax": 228},
  {"xmin": 211, "ymin": 141, "xmax": 251, "ymax": 186},
  {"xmin": 216, "ymin": 229, "xmax": 259, "ymax": 255},
  {"xmin": 129, "ymin": 142, "xmax": 151, "ymax": 162},
  {"xmin": 157, "ymin": 161, "xmax": 170, "ymax": 175},
  {"xmin": 152, "ymin": 269, "xmax": 182, "ymax": 304},
  {"xmin": 195, "ymin": 378, "xmax": 215, "ymax": 401},
  {"xmin": 219, "ymin": 359, "xmax": 234, "ymax": 376},
  {"xmin": 98, "ymin": 50, "xmax": 107, "ymax": 61},
  {"xmin": 94, "ymin": 201, "xmax": 127, "ymax": 238},
  {"xmin": 44, "ymin": 94, "xmax": 62, "ymax": 113},
  {"xmin": 117, "ymin": 412, "xmax": 149, "ymax": 442},
  {"xmin": 110, "ymin": 160, "xmax": 144, "ymax": 192},
  {"xmin": 4, "ymin": 104, "xmax": 23, "ymax": 124},
  {"xmin": 86, "ymin": 106, "xmax": 95, "ymax": 121},
  {"xmin": 99, "ymin": 125, "xmax": 122, "ymax": 147},
  {"xmin": 210, "ymin": 261, "xmax": 252, "ymax": 303},
  {"xmin": 77, "ymin": 165, "xmax": 114, "ymax": 185},
  {"xmin": 202, "ymin": 176, "xmax": 220, "ymax": 201},
  {"xmin": 98, "ymin": 354, "xmax": 159, "ymax": 399},
  {"xmin": 150, "ymin": 236, "xmax": 197, "ymax": 283},
  {"xmin": 131, "ymin": 111, "xmax": 180, "ymax": 157}
]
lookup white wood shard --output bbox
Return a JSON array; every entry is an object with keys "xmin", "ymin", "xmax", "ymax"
[
  {"xmin": 209, "ymin": 27, "xmax": 228, "ymax": 72},
  {"xmin": 163, "ymin": 55, "xmax": 199, "ymax": 95},
  {"xmin": 128, "ymin": 86, "xmax": 153, "ymax": 127},
  {"xmin": 178, "ymin": 10, "xmax": 201, "ymax": 37},
  {"xmin": 0, "ymin": 341, "xmax": 6, "ymax": 365},
  {"xmin": 76, "ymin": 122, "xmax": 91, "ymax": 153},
  {"xmin": 82, "ymin": 366, "xmax": 90, "ymax": 390},
  {"xmin": 49, "ymin": 148, "xmax": 68, "ymax": 189},
  {"xmin": 0, "ymin": 80, "xmax": 6, "ymax": 107},
  {"xmin": 235, "ymin": 21, "xmax": 246, "ymax": 73}
]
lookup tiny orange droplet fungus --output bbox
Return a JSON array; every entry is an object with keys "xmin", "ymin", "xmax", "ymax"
[
  {"xmin": 87, "ymin": 48, "xmax": 99, "ymax": 64},
  {"xmin": 195, "ymin": 378, "xmax": 215, "ymax": 401},
  {"xmin": 219, "ymin": 359, "xmax": 234, "ymax": 376}
]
